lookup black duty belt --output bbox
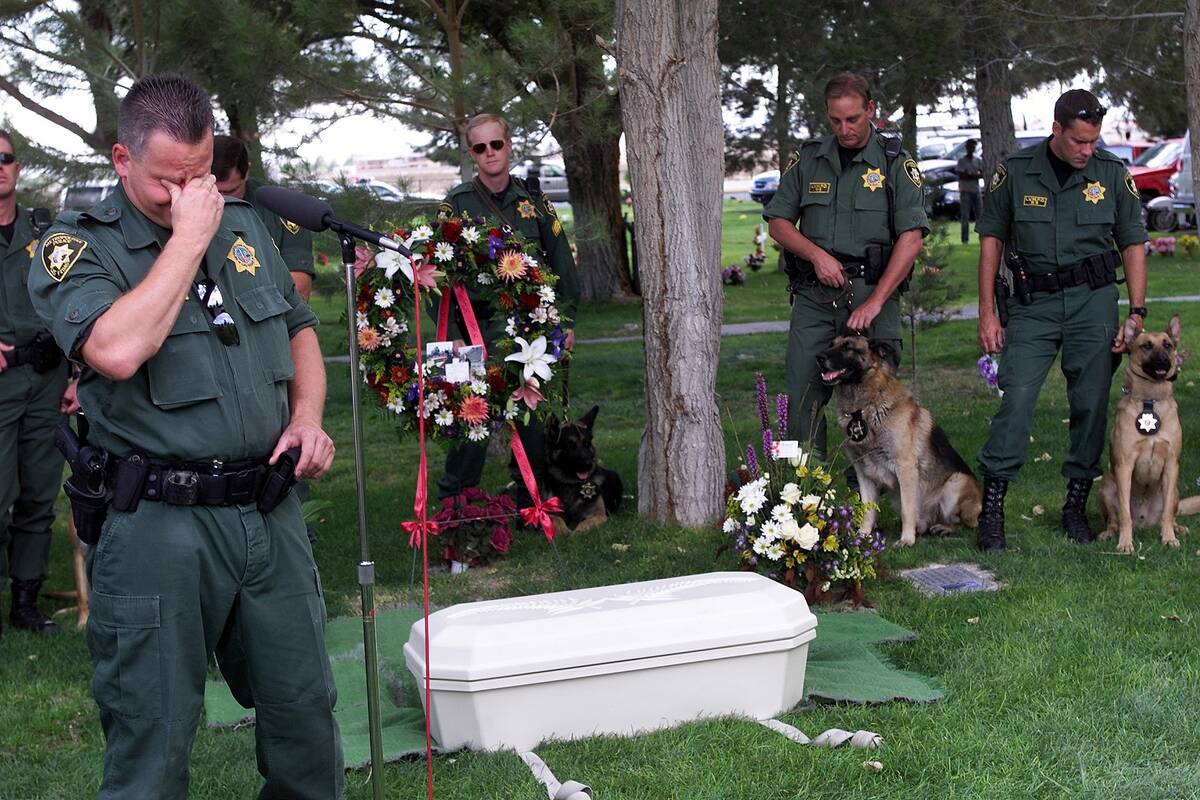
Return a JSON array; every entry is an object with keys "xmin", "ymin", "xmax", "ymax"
[
  {"xmin": 3, "ymin": 334, "xmax": 62, "ymax": 373},
  {"xmin": 110, "ymin": 455, "xmax": 273, "ymax": 507},
  {"xmin": 1024, "ymin": 251, "xmax": 1122, "ymax": 295}
]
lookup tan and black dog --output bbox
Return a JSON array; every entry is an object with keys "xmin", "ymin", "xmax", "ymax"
[
  {"xmin": 1098, "ymin": 314, "xmax": 1200, "ymax": 553},
  {"xmin": 817, "ymin": 335, "xmax": 982, "ymax": 545}
]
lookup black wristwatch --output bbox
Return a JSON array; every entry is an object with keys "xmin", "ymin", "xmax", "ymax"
[{"xmin": 1129, "ymin": 306, "xmax": 1148, "ymax": 319}]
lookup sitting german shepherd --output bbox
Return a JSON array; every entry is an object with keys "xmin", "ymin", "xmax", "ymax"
[
  {"xmin": 1098, "ymin": 314, "xmax": 1200, "ymax": 553},
  {"xmin": 545, "ymin": 406, "xmax": 624, "ymax": 535},
  {"xmin": 817, "ymin": 336, "xmax": 981, "ymax": 545}
]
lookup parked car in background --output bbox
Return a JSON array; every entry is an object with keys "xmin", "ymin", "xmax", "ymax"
[
  {"xmin": 60, "ymin": 180, "xmax": 117, "ymax": 211},
  {"xmin": 1128, "ymin": 138, "xmax": 1184, "ymax": 203},
  {"xmin": 513, "ymin": 161, "xmax": 570, "ymax": 203},
  {"xmin": 750, "ymin": 169, "xmax": 779, "ymax": 204},
  {"xmin": 1102, "ymin": 141, "xmax": 1156, "ymax": 165}
]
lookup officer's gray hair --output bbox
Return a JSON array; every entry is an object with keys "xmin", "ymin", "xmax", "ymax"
[{"xmin": 118, "ymin": 74, "xmax": 214, "ymax": 157}]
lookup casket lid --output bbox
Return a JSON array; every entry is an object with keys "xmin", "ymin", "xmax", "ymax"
[{"xmin": 405, "ymin": 571, "xmax": 816, "ymax": 682}]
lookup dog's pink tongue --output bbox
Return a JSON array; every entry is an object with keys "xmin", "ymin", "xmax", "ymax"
[{"xmin": 577, "ymin": 471, "xmax": 590, "ymax": 480}]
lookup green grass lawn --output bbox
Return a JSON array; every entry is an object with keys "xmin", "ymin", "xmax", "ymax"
[{"xmin": 5, "ymin": 207, "xmax": 1200, "ymax": 798}]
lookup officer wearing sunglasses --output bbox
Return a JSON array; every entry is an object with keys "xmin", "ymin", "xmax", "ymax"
[
  {"xmin": 0, "ymin": 129, "xmax": 77, "ymax": 637},
  {"xmin": 435, "ymin": 113, "xmax": 581, "ymax": 502},
  {"xmin": 27, "ymin": 75, "xmax": 342, "ymax": 799}
]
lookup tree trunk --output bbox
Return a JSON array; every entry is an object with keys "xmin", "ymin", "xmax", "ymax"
[
  {"xmin": 900, "ymin": 87, "xmax": 918, "ymax": 158},
  {"xmin": 1186, "ymin": 0, "xmax": 1200, "ymax": 209},
  {"xmin": 616, "ymin": 0, "xmax": 725, "ymax": 526},
  {"xmin": 226, "ymin": 103, "xmax": 265, "ymax": 177},
  {"xmin": 774, "ymin": 55, "xmax": 792, "ymax": 172},
  {"xmin": 975, "ymin": 56, "xmax": 1016, "ymax": 182},
  {"xmin": 559, "ymin": 129, "xmax": 634, "ymax": 300}
]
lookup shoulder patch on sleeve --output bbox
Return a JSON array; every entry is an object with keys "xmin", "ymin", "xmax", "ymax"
[
  {"xmin": 281, "ymin": 218, "xmax": 300, "ymax": 235},
  {"xmin": 437, "ymin": 201, "xmax": 454, "ymax": 219},
  {"xmin": 903, "ymin": 158, "xmax": 922, "ymax": 188},
  {"xmin": 41, "ymin": 233, "xmax": 89, "ymax": 282},
  {"xmin": 1124, "ymin": 170, "xmax": 1140, "ymax": 198},
  {"xmin": 989, "ymin": 164, "xmax": 1008, "ymax": 193},
  {"xmin": 543, "ymin": 193, "xmax": 558, "ymax": 217}
]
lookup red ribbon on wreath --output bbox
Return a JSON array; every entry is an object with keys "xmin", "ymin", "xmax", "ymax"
[
  {"xmin": 436, "ymin": 283, "xmax": 488, "ymax": 359},
  {"xmin": 509, "ymin": 424, "xmax": 561, "ymax": 540}
]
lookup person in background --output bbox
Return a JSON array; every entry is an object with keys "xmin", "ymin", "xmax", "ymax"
[{"xmin": 956, "ymin": 138, "xmax": 984, "ymax": 243}]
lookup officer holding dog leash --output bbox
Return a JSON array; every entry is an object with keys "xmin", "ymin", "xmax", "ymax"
[
  {"xmin": 975, "ymin": 89, "xmax": 1148, "ymax": 552},
  {"xmin": 764, "ymin": 73, "xmax": 928, "ymax": 460},
  {"xmin": 0, "ymin": 128, "xmax": 76, "ymax": 637},
  {"xmin": 28, "ymin": 75, "xmax": 342, "ymax": 798}
]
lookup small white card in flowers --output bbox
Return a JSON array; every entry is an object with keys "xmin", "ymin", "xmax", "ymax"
[
  {"xmin": 444, "ymin": 359, "xmax": 470, "ymax": 384},
  {"xmin": 771, "ymin": 440, "xmax": 799, "ymax": 459}
]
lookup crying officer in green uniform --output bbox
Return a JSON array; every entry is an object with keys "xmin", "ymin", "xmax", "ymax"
[
  {"xmin": 974, "ymin": 89, "xmax": 1148, "ymax": 552},
  {"xmin": 764, "ymin": 72, "xmax": 928, "ymax": 458},
  {"xmin": 27, "ymin": 74, "xmax": 343, "ymax": 799}
]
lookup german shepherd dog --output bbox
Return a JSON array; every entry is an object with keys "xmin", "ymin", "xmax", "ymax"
[
  {"xmin": 1099, "ymin": 314, "xmax": 1200, "ymax": 553},
  {"xmin": 817, "ymin": 336, "xmax": 982, "ymax": 545},
  {"xmin": 545, "ymin": 406, "xmax": 624, "ymax": 535}
]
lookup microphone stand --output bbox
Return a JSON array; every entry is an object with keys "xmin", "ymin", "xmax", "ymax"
[{"xmin": 340, "ymin": 232, "xmax": 386, "ymax": 800}]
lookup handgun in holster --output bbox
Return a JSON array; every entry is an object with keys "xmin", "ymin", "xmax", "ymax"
[
  {"xmin": 54, "ymin": 417, "xmax": 110, "ymax": 546},
  {"xmin": 258, "ymin": 447, "xmax": 302, "ymax": 514},
  {"xmin": 1006, "ymin": 249, "xmax": 1034, "ymax": 306},
  {"xmin": 994, "ymin": 272, "xmax": 1011, "ymax": 328}
]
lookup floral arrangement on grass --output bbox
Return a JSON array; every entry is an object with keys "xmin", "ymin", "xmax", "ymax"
[
  {"xmin": 1146, "ymin": 236, "xmax": 1176, "ymax": 256},
  {"xmin": 721, "ymin": 374, "xmax": 886, "ymax": 605},
  {"xmin": 431, "ymin": 487, "xmax": 517, "ymax": 567},
  {"xmin": 1177, "ymin": 234, "xmax": 1199, "ymax": 259},
  {"xmin": 977, "ymin": 354, "xmax": 1001, "ymax": 396},
  {"xmin": 722, "ymin": 264, "xmax": 746, "ymax": 285},
  {"xmin": 744, "ymin": 224, "xmax": 767, "ymax": 271},
  {"xmin": 354, "ymin": 213, "xmax": 571, "ymax": 442}
]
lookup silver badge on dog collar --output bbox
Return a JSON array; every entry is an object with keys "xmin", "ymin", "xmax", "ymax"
[
  {"xmin": 847, "ymin": 410, "xmax": 868, "ymax": 442},
  {"xmin": 1137, "ymin": 400, "xmax": 1160, "ymax": 435}
]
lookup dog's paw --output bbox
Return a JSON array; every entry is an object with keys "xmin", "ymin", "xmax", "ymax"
[
  {"xmin": 897, "ymin": 533, "xmax": 917, "ymax": 547},
  {"xmin": 926, "ymin": 524, "xmax": 954, "ymax": 537},
  {"xmin": 1097, "ymin": 527, "xmax": 1115, "ymax": 541},
  {"xmin": 1161, "ymin": 531, "xmax": 1181, "ymax": 548},
  {"xmin": 572, "ymin": 513, "xmax": 608, "ymax": 533},
  {"xmin": 1116, "ymin": 538, "xmax": 1135, "ymax": 554},
  {"xmin": 1175, "ymin": 523, "xmax": 1189, "ymax": 536}
]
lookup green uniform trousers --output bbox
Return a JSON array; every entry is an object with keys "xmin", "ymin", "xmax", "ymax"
[
  {"xmin": 87, "ymin": 492, "xmax": 343, "ymax": 799},
  {"xmin": 978, "ymin": 283, "xmax": 1118, "ymax": 481},
  {"xmin": 0, "ymin": 362, "xmax": 67, "ymax": 584},
  {"xmin": 785, "ymin": 279, "xmax": 902, "ymax": 459}
]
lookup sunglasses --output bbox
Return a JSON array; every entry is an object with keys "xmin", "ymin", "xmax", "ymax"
[
  {"xmin": 193, "ymin": 278, "xmax": 240, "ymax": 346},
  {"xmin": 470, "ymin": 139, "xmax": 506, "ymax": 155},
  {"xmin": 1071, "ymin": 106, "xmax": 1107, "ymax": 123},
  {"xmin": 0, "ymin": 153, "xmax": 15, "ymax": 165}
]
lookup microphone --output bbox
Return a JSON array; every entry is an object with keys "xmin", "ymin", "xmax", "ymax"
[{"xmin": 253, "ymin": 185, "xmax": 411, "ymax": 255}]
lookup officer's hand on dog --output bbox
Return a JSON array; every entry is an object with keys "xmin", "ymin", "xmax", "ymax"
[
  {"xmin": 847, "ymin": 299, "xmax": 882, "ymax": 332},
  {"xmin": 163, "ymin": 175, "xmax": 223, "ymax": 248},
  {"xmin": 270, "ymin": 420, "xmax": 335, "ymax": 479},
  {"xmin": 1111, "ymin": 315, "xmax": 1143, "ymax": 354},
  {"xmin": 978, "ymin": 312, "xmax": 1005, "ymax": 354},
  {"xmin": 812, "ymin": 251, "xmax": 846, "ymax": 287}
]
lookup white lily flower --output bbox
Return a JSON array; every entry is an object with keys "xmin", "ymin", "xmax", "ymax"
[
  {"xmin": 375, "ymin": 250, "xmax": 413, "ymax": 283},
  {"xmin": 504, "ymin": 336, "xmax": 557, "ymax": 382}
]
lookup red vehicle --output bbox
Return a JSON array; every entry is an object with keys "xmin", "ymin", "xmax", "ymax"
[{"xmin": 1128, "ymin": 138, "xmax": 1184, "ymax": 201}]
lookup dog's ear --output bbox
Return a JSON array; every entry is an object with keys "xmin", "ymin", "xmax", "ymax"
[
  {"xmin": 545, "ymin": 416, "xmax": 561, "ymax": 444},
  {"xmin": 578, "ymin": 405, "xmax": 600, "ymax": 430},
  {"xmin": 1122, "ymin": 317, "xmax": 1141, "ymax": 350},
  {"xmin": 1168, "ymin": 313, "xmax": 1181, "ymax": 344},
  {"xmin": 868, "ymin": 339, "xmax": 896, "ymax": 364}
]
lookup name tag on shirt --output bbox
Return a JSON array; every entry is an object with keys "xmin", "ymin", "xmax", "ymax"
[
  {"xmin": 808, "ymin": 182, "xmax": 831, "ymax": 194},
  {"xmin": 1023, "ymin": 195, "xmax": 1048, "ymax": 208}
]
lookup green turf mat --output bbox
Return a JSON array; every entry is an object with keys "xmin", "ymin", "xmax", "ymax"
[{"xmin": 204, "ymin": 606, "xmax": 941, "ymax": 765}]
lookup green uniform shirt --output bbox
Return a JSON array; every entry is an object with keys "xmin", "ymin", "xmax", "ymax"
[
  {"xmin": 27, "ymin": 183, "xmax": 317, "ymax": 462},
  {"xmin": 440, "ymin": 177, "xmax": 580, "ymax": 322},
  {"xmin": 1, "ymin": 207, "xmax": 46, "ymax": 345},
  {"xmin": 245, "ymin": 177, "xmax": 315, "ymax": 277},
  {"xmin": 763, "ymin": 130, "xmax": 929, "ymax": 257},
  {"xmin": 976, "ymin": 139, "xmax": 1147, "ymax": 273}
]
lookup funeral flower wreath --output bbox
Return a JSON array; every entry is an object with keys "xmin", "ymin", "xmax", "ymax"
[{"xmin": 354, "ymin": 212, "xmax": 571, "ymax": 441}]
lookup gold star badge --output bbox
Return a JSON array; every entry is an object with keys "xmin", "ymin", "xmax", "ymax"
[
  {"xmin": 227, "ymin": 236, "xmax": 260, "ymax": 276},
  {"xmin": 516, "ymin": 199, "xmax": 537, "ymax": 219},
  {"xmin": 861, "ymin": 167, "xmax": 885, "ymax": 192},
  {"xmin": 1083, "ymin": 181, "xmax": 1106, "ymax": 204},
  {"xmin": 281, "ymin": 218, "xmax": 300, "ymax": 235}
]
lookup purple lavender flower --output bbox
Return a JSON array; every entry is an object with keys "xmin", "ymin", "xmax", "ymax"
[
  {"xmin": 745, "ymin": 443, "xmax": 759, "ymax": 478},
  {"xmin": 755, "ymin": 373, "xmax": 770, "ymax": 432},
  {"xmin": 776, "ymin": 393, "xmax": 789, "ymax": 437},
  {"xmin": 762, "ymin": 427, "xmax": 774, "ymax": 464},
  {"xmin": 977, "ymin": 354, "xmax": 1000, "ymax": 390}
]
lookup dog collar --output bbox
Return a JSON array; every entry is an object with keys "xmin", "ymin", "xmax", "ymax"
[
  {"xmin": 1136, "ymin": 399, "xmax": 1161, "ymax": 436},
  {"xmin": 846, "ymin": 410, "xmax": 868, "ymax": 442}
]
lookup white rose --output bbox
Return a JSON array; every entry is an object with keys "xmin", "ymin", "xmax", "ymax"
[
  {"xmin": 779, "ymin": 517, "xmax": 801, "ymax": 543},
  {"xmin": 780, "ymin": 482, "xmax": 802, "ymax": 505},
  {"xmin": 801, "ymin": 494, "xmax": 822, "ymax": 512},
  {"xmin": 796, "ymin": 523, "xmax": 820, "ymax": 550}
]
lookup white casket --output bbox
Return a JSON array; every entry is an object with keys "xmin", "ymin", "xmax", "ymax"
[{"xmin": 403, "ymin": 571, "xmax": 817, "ymax": 751}]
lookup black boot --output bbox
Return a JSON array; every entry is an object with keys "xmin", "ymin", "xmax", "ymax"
[
  {"xmin": 9, "ymin": 579, "xmax": 58, "ymax": 635},
  {"xmin": 1062, "ymin": 478, "xmax": 1097, "ymax": 543},
  {"xmin": 976, "ymin": 476, "xmax": 1008, "ymax": 552}
]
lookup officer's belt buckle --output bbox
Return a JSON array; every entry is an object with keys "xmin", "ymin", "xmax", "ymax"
[
  {"xmin": 163, "ymin": 469, "xmax": 200, "ymax": 505},
  {"xmin": 227, "ymin": 468, "xmax": 261, "ymax": 506}
]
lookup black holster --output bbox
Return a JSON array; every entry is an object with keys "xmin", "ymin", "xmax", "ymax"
[
  {"xmin": 29, "ymin": 332, "xmax": 62, "ymax": 373},
  {"xmin": 54, "ymin": 421, "xmax": 110, "ymax": 546},
  {"xmin": 258, "ymin": 447, "xmax": 301, "ymax": 514},
  {"xmin": 994, "ymin": 274, "xmax": 1011, "ymax": 327}
]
